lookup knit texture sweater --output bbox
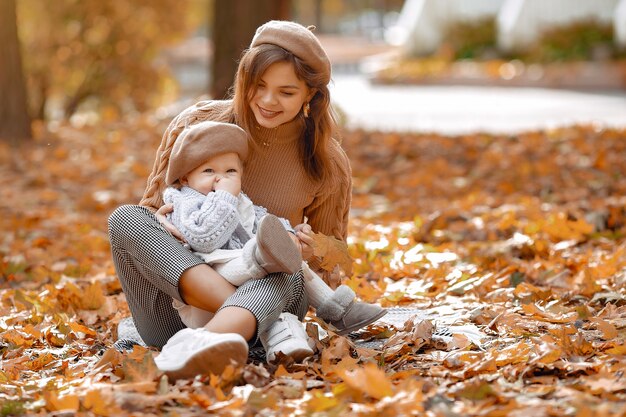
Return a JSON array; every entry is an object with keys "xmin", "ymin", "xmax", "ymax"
[
  {"xmin": 141, "ymin": 100, "xmax": 352, "ymax": 241},
  {"xmin": 163, "ymin": 187, "xmax": 291, "ymax": 253}
]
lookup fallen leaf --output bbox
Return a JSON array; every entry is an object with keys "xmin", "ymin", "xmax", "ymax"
[
  {"xmin": 311, "ymin": 231, "xmax": 353, "ymax": 274},
  {"xmin": 338, "ymin": 363, "xmax": 393, "ymax": 400}
]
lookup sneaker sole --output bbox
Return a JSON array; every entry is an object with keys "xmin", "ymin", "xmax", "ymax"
[
  {"xmin": 163, "ymin": 334, "xmax": 249, "ymax": 380},
  {"xmin": 336, "ymin": 309, "xmax": 388, "ymax": 336},
  {"xmin": 257, "ymin": 215, "xmax": 302, "ymax": 274}
]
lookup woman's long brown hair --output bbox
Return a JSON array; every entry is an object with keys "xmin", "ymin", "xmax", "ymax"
[{"xmin": 228, "ymin": 43, "xmax": 338, "ymax": 183}]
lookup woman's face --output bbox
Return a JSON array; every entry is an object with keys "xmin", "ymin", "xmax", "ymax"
[{"xmin": 250, "ymin": 61, "xmax": 313, "ymax": 129}]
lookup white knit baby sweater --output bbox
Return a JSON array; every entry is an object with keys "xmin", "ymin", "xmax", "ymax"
[{"xmin": 163, "ymin": 186, "xmax": 291, "ymax": 253}]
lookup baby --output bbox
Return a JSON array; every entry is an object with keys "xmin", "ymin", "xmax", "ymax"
[{"xmin": 163, "ymin": 120, "xmax": 312, "ymax": 362}]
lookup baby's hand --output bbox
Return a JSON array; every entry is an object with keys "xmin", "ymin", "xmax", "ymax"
[
  {"xmin": 214, "ymin": 177, "xmax": 241, "ymax": 196},
  {"xmin": 294, "ymin": 223, "xmax": 314, "ymax": 260},
  {"xmin": 289, "ymin": 233, "xmax": 303, "ymax": 255}
]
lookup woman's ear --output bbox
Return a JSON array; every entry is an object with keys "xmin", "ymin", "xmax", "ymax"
[{"xmin": 306, "ymin": 88, "xmax": 318, "ymax": 102}]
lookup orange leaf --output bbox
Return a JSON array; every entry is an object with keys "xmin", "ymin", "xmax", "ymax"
[
  {"xmin": 592, "ymin": 318, "xmax": 618, "ymax": 340},
  {"xmin": 306, "ymin": 390, "xmax": 341, "ymax": 413},
  {"xmin": 79, "ymin": 281, "xmax": 106, "ymax": 310},
  {"xmin": 69, "ymin": 321, "xmax": 97, "ymax": 337},
  {"xmin": 26, "ymin": 352, "xmax": 55, "ymax": 371},
  {"xmin": 311, "ymin": 232, "xmax": 353, "ymax": 275},
  {"xmin": 122, "ymin": 345, "xmax": 159, "ymax": 382},
  {"xmin": 338, "ymin": 363, "xmax": 393, "ymax": 400},
  {"xmin": 44, "ymin": 391, "xmax": 79, "ymax": 412},
  {"xmin": 2, "ymin": 329, "xmax": 34, "ymax": 348},
  {"xmin": 83, "ymin": 389, "xmax": 118, "ymax": 416},
  {"xmin": 606, "ymin": 342, "xmax": 626, "ymax": 355}
]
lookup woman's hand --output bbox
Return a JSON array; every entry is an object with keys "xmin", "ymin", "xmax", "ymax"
[
  {"xmin": 156, "ymin": 204, "xmax": 186, "ymax": 243},
  {"xmin": 294, "ymin": 223, "xmax": 315, "ymax": 261}
]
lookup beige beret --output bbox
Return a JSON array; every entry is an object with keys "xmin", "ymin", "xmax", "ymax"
[
  {"xmin": 250, "ymin": 20, "xmax": 331, "ymax": 85},
  {"xmin": 166, "ymin": 121, "xmax": 248, "ymax": 185}
]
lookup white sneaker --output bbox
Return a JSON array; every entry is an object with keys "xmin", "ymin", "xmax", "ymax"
[
  {"xmin": 260, "ymin": 312, "xmax": 314, "ymax": 364},
  {"xmin": 154, "ymin": 328, "xmax": 248, "ymax": 380}
]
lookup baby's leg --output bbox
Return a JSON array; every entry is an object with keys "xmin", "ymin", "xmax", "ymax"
[
  {"xmin": 212, "ymin": 243, "xmax": 266, "ymax": 287},
  {"xmin": 301, "ymin": 264, "xmax": 335, "ymax": 309},
  {"xmin": 302, "ymin": 263, "xmax": 387, "ymax": 335},
  {"xmin": 173, "ymin": 300, "xmax": 215, "ymax": 329}
]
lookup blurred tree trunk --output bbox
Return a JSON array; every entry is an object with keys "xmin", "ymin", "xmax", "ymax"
[
  {"xmin": 0, "ymin": 0, "xmax": 32, "ymax": 141},
  {"xmin": 211, "ymin": 0, "xmax": 290, "ymax": 99},
  {"xmin": 314, "ymin": 0, "xmax": 323, "ymax": 30}
]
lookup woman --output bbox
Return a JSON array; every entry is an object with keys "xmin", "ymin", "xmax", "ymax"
[{"xmin": 108, "ymin": 20, "xmax": 385, "ymax": 380}]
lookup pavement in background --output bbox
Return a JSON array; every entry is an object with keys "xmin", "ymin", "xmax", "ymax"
[{"xmin": 330, "ymin": 73, "xmax": 626, "ymax": 135}]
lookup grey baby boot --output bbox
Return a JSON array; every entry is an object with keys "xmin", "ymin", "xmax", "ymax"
[
  {"xmin": 316, "ymin": 285, "xmax": 387, "ymax": 335},
  {"xmin": 255, "ymin": 214, "xmax": 302, "ymax": 274}
]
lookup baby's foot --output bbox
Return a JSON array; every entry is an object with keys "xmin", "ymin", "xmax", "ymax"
[{"xmin": 255, "ymin": 214, "xmax": 302, "ymax": 274}]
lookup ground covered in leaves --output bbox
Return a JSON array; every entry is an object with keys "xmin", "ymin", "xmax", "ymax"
[{"xmin": 1, "ymin": 116, "xmax": 625, "ymax": 416}]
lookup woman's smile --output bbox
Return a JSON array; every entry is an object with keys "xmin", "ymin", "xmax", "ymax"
[{"xmin": 257, "ymin": 105, "xmax": 282, "ymax": 119}]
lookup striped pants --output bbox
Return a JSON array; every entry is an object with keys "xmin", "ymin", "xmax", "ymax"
[{"xmin": 108, "ymin": 205, "xmax": 308, "ymax": 349}]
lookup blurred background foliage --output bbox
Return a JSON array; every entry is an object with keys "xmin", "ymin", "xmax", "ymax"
[
  {"xmin": 9, "ymin": 0, "xmax": 403, "ymax": 124},
  {"xmin": 525, "ymin": 20, "xmax": 617, "ymax": 62},
  {"xmin": 440, "ymin": 18, "xmax": 619, "ymax": 62},
  {"xmin": 17, "ymin": 0, "xmax": 197, "ymax": 120},
  {"xmin": 443, "ymin": 18, "xmax": 498, "ymax": 60}
]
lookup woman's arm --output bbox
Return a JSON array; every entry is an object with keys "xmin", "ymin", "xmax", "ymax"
[
  {"xmin": 140, "ymin": 100, "xmax": 233, "ymax": 211},
  {"xmin": 304, "ymin": 140, "xmax": 352, "ymax": 241}
]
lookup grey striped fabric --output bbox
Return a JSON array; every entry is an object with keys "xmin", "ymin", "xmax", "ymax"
[{"xmin": 108, "ymin": 205, "xmax": 308, "ymax": 349}]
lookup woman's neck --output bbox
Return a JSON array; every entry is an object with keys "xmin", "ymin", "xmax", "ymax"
[{"xmin": 252, "ymin": 117, "xmax": 305, "ymax": 147}]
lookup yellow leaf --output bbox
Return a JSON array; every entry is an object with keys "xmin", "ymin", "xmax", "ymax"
[
  {"xmin": 311, "ymin": 232, "xmax": 353, "ymax": 275},
  {"xmin": 543, "ymin": 213, "xmax": 593, "ymax": 242},
  {"xmin": 338, "ymin": 363, "xmax": 393, "ymax": 400}
]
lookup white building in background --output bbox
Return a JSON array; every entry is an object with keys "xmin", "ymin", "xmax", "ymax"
[
  {"xmin": 388, "ymin": 0, "xmax": 625, "ymax": 56},
  {"xmin": 387, "ymin": 0, "xmax": 503, "ymax": 55},
  {"xmin": 616, "ymin": 0, "xmax": 626, "ymax": 47},
  {"xmin": 498, "ymin": 0, "xmax": 618, "ymax": 52}
]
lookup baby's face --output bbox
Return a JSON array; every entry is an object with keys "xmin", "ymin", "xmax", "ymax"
[{"xmin": 182, "ymin": 152, "xmax": 242, "ymax": 195}]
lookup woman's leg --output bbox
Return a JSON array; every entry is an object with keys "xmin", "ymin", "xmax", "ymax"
[
  {"xmin": 108, "ymin": 205, "xmax": 237, "ymax": 348},
  {"xmin": 216, "ymin": 271, "xmax": 309, "ymax": 345},
  {"xmin": 204, "ymin": 307, "xmax": 257, "ymax": 340}
]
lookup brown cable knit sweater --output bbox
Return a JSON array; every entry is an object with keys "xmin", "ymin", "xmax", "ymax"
[{"xmin": 140, "ymin": 100, "xmax": 352, "ymax": 242}]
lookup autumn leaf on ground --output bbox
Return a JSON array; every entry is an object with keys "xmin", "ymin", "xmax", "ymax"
[
  {"xmin": 311, "ymin": 231, "xmax": 353, "ymax": 275},
  {"xmin": 122, "ymin": 345, "xmax": 159, "ymax": 383},
  {"xmin": 3, "ymin": 115, "xmax": 626, "ymax": 416},
  {"xmin": 338, "ymin": 363, "xmax": 393, "ymax": 400},
  {"xmin": 44, "ymin": 391, "xmax": 80, "ymax": 413}
]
